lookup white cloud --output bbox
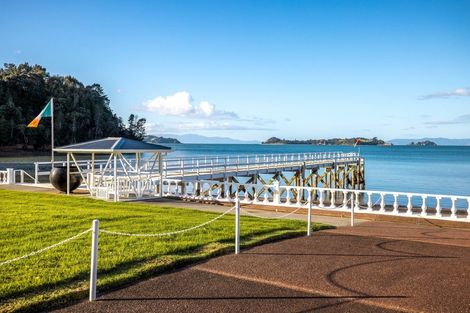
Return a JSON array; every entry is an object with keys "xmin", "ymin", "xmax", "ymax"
[
  {"xmin": 143, "ymin": 91, "xmax": 239, "ymax": 119},
  {"xmin": 144, "ymin": 91, "xmax": 195, "ymax": 115},
  {"xmin": 151, "ymin": 121, "xmax": 274, "ymax": 133},
  {"xmin": 198, "ymin": 101, "xmax": 215, "ymax": 117},
  {"xmin": 421, "ymin": 87, "xmax": 470, "ymax": 99},
  {"xmin": 424, "ymin": 114, "xmax": 470, "ymax": 126}
]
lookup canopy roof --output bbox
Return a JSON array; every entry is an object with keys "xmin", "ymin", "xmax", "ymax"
[{"xmin": 54, "ymin": 137, "xmax": 171, "ymax": 154}]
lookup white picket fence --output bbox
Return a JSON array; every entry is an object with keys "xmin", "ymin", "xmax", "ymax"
[{"xmin": 161, "ymin": 179, "xmax": 470, "ymax": 222}]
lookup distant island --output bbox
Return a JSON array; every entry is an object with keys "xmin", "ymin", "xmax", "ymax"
[
  {"xmin": 145, "ymin": 135, "xmax": 181, "ymax": 144},
  {"xmin": 408, "ymin": 140, "xmax": 437, "ymax": 147},
  {"xmin": 263, "ymin": 137, "xmax": 389, "ymax": 146}
]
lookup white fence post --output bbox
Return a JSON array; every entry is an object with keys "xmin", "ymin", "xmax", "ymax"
[
  {"xmin": 350, "ymin": 192, "xmax": 355, "ymax": 227},
  {"xmin": 6, "ymin": 168, "xmax": 15, "ymax": 184},
  {"xmin": 273, "ymin": 180, "xmax": 280, "ymax": 204},
  {"xmin": 34, "ymin": 162, "xmax": 39, "ymax": 184},
  {"xmin": 307, "ymin": 195, "xmax": 312, "ymax": 236},
  {"xmin": 235, "ymin": 198, "xmax": 240, "ymax": 254},
  {"xmin": 89, "ymin": 219, "xmax": 99, "ymax": 301}
]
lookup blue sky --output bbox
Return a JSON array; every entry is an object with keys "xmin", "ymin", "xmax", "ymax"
[{"xmin": 1, "ymin": 0, "xmax": 469, "ymax": 141}]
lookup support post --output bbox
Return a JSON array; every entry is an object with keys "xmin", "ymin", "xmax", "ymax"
[
  {"xmin": 159, "ymin": 154, "xmax": 163, "ymax": 197},
  {"xmin": 91, "ymin": 153, "xmax": 95, "ymax": 189},
  {"xmin": 273, "ymin": 180, "xmax": 280, "ymax": 204},
  {"xmin": 6, "ymin": 168, "xmax": 15, "ymax": 184},
  {"xmin": 34, "ymin": 162, "xmax": 39, "ymax": 184},
  {"xmin": 235, "ymin": 198, "xmax": 240, "ymax": 254},
  {"xmin": 66, "ymin": 153, "xmax": 70, "ymax": 195},
  {"xmin": 350, "ymin": 192, "xmax": 355, "ymax": 227},
  {"xmin": 89, "ymin": 219, "xmax": 99, "ymax": 301},
  {"xmin": 307, "ymin": 194, "xmax": 312, "ymax": 236},
  {"xmin": 113, "ymin": 154, "xmax": 118, "ymax": 202}
]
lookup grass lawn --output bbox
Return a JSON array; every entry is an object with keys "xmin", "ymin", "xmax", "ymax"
[{"xmin": 0, "ymin": 189, "xmax": 331, "ymax": 313}]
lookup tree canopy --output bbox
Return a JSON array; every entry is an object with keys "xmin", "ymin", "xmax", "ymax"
[{"xmin": 0, "ymin": 63, "xmax": 145, "ymax": 149}]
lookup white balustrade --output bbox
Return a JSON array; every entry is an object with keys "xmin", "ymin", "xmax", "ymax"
[{"xmin": 163, "ymin": 178, "xmax": 470, "ymax": 222}]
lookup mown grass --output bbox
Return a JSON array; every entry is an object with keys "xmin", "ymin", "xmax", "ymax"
[{"xmin": 0, "ymin": 189, "xmax": 331, "ymax": 312}]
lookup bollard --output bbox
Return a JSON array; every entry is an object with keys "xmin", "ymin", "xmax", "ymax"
[
  {"xmin": 235, "ymin": 198, "xmax": 240, "ymax": 254},
  {"xmin": 307, "ymin": 197, "xmax": 312, "ymax": 236},
  {"xmin": 350, "ymin": 193, "xmax": 355, "ymax": 227},
  {"xmin": 89, "ymin": 220, "xmax": 99, "ymax": 301}
]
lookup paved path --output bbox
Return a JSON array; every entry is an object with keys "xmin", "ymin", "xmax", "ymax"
[{"xmin": 55, "ymin": 220, "xmax": 470, "ymax": 313}]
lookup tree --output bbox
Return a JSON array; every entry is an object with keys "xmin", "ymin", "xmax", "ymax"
[
  {"xmin": 120, "ymin": 114, "xmax": 146, "ymax": 141},
  {"xmin": 0, "ymin": 63, "xmax": 126, "ymax": 148}
]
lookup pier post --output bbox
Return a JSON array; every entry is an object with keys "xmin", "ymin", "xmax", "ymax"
[
  {"xmin": 89, "ymin": 219, "xmax": 99, "ymax": 301},
  {"xmin": 273, "ymin": 180, "xmax": 280, "ymax": 204},
  {"xmin": 235, "ymin": 198, "xmax": 240, "ymax": 254},
  {"xmin": 6, "ymin": 168, "xmax": 15, "ymax": 184},
  {"xmin": 351, "ymin": 192, "xmax": 355, "ymax": 227},
  {"xmin": 307, "ymin": 194, "xmax": 312, "ymax": 236}
]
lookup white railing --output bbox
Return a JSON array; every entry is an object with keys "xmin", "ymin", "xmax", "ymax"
[
  {"xmin": 28, "ymin": 152, "xmax": 360, "ymax": 184},
  {"xmin": 90, "ymin": 176, "xmax": 162, "ymax": 201},
  {"xmin": 33, "ymin": 160, "xmax": 110, "ymax": 184},
  {"xmin": 162, "ymin": 152, "xmax": 360, "ymax": 178},
  {"xmin": 161, "ymin": 179, "xmax": 470, "ymax": 222}
]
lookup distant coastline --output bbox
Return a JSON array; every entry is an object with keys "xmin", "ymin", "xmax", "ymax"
[
  {"xmin": 145, "ymin": 135, "xmax": 181, "ymax": 144},
  {"xmin": 262, "ymin": 137, "xmax": 390, "ymax": 146}
]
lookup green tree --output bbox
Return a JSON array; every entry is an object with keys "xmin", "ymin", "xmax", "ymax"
[{"xmin": 0, "ymin": 62, "xmax": 129, "ymax": 148}]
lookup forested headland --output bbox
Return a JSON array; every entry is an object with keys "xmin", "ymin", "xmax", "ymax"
[
  {"xmin": 263, "ymin": 137, "xmax": 389, "ymax": 145},
  {"xmin": 0, "ymin": 63, "xmax": 145, "ymax": 150}
]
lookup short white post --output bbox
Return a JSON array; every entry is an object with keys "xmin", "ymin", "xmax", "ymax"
[
  {"xmin": 235, "ymin": 198, "xmax": 240, "ymax": 254},
  {"xmin": 6, "ymin": 168, "xmax": 15, "ymax": 184},
  {"xmin": 34, "ymin": 162, "xmax": 39, "ymax": 184},
  {"xmin": 89, "ymin": 219, "xmax": 99, "ymax": 301},
  {"xmin": 350, "ymin": 193, "xmax": 355, "ymax": 227},
  {"xmin": 307, "ymin": 196, "xmax": 312, "ymax": 236},
  {"xmin": 273, "ymin": 180, "xmax": 280, "ymax": 204}
]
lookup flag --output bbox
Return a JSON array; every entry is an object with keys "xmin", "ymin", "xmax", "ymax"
[
  {"xmin": 27, "ymin": 99, "xmax": 52, "ymax": 128},
  {"xmin": 354, "ymin": 138, "xmax": 361, "ymax": 147}
]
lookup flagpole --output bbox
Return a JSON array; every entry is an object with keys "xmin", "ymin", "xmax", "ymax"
[{"xmin": 51, "ymin": 97, "xmax": 55, "ymax": 167}]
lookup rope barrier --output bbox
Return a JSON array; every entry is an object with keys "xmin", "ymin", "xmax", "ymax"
[
  {"xmin": 100, "ymin": 206, "xmax": 236, "ymax": 237},
  {"xmin": 0, "ymin": 228, "xmax": 92, "ymax": 267},
  {"xmin": 241, "ymin": 206, "xmax": 305, "ymax": 219},
  {"xmin": 359, "ymin": 197, "xmax": 382, "ymax": 210}
]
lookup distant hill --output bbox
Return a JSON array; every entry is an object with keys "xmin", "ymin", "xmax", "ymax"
[
  {"xmin": 145, "ymin": 135, "xmax": 181, "ymax": 144},
  {"xmin": 263, "ymin": 137, "xmax": 388, "ymax": 146},
  {"xmin": 389, "ymin": 138, "xmax": 470, "ymax": 146},
  {"xmin": 155, "ymin": 134, "xmax": 260, "ymax": 144}
]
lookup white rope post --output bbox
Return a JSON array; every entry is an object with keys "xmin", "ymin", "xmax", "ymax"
[
  {"xmin": 235, "ymin": 198, "xmax": 240, "ymax": 254},
  {"xmin": 307, "ymin": 196, "xmax": 312, "ymax": 236},
  {"xmin": 350, "ymin": 193, "xmax": 355, "ymax": 227},
  {"xmin": 89, "ymin": 219, "xmax": 99, "ymax": 301}
]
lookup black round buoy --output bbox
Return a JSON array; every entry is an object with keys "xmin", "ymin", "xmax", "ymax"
[{"xmin": 50, "ymin": 166, "xmax": 83, "ymax": 193}]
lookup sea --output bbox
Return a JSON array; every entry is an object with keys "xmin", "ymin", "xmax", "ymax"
[{"xmin": 1, "ymin": 144, "xmax": 470, "ymax": 196}]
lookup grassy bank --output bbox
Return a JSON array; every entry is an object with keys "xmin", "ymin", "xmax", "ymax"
[{"xmin": 0, "ymin": 189, "xmax": 330, "ymax": 312}]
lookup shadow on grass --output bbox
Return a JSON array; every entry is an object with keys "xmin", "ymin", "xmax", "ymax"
[{"xmin": 6, "ymin": 225, "xmax": 331, "ymax": 313}]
